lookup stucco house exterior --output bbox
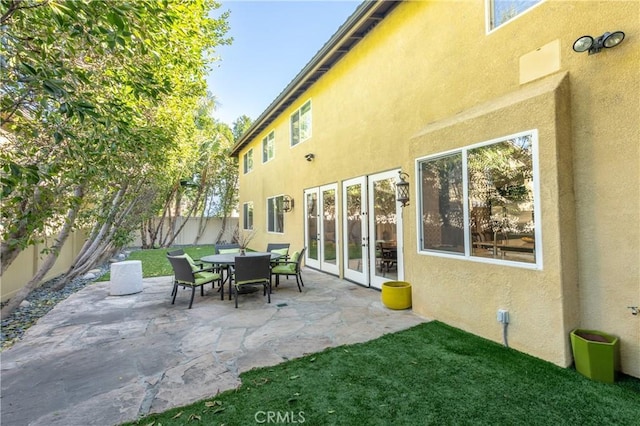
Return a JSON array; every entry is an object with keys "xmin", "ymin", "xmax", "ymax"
[{"xmin": 231, "ymin": 0, "xmax": 639, "ymax": 378}]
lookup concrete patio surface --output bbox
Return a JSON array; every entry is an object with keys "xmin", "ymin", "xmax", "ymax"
[{"xmin": 0, "ymin": 268, "xmax": 427, "ymax": 426}]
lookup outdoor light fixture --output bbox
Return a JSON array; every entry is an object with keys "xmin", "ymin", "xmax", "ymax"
[
  {"xmin": 179, "ymin": 179, "xmax": 198, "ymax": 188},
  {"xmin": 395, "ymin": 171, "xmax": 410, "ymax": 207},
  {"xmin": 572, "ymin": 31, "xmax": 625, "ymax": 55},
  {"xmin": 282, "ymin": 195, "xmax": 294, "ymax": 212},
  {"xmin": 304, "ymin": 153, "xmax": 315, "ymax": 162}
]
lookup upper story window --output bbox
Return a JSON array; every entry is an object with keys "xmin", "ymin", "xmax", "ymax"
[
  {"xmin": 262, "ymin": 131, "xmax": 275, "ymax": 163},
  {"xmin": 243, "ymin": 202, "xmax": 254, "ymax": 230},
  {"xmin": 418, "ymin": 130, "xmax": 540, "ymax": 267},
  {"xmin": 243, "ymin": 148, "xmax": 253, "ymax": 174},
  {"xmin": 267, "ymin": 195, "xmax": 284, "ymax": 233},
  {"xmin": 290, "ymin": 100, "xmax": 312, "ymax": 147},
  {"xmin": 487, "ymin": 0, "xmax": 541, "ymax": 31}
]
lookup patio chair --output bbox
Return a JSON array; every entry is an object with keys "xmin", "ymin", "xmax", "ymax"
[
  {"xmin": 213, "ymin": 243, "xmax": 241, "ymax": 283},
  {"xmin": 266, "ymin": 243, "xmax": 290, "ymax": 258},
  {"xmin": 214, "ymin": 243, "xmax": 240, "ymax": 254},
  {"xmin": 166, "ymin": 254, "xmax": 223, "ymax": 308},
  {"xmin": 380, "ymin": 243, "xmax": 397, "ymax": 275},
  {"xmin": 271, "ymin": 248, "xmax": 306, "ymax": 292},
  {"xmin": 232, "ymin": 254, "xmax": 272, "ymax": 308},
  {"xmin": 167, "ymin": 249, "xmax": 216, "ymax": 273}
]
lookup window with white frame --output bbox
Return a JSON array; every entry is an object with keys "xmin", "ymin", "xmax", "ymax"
[
  {"xmin": 488, "ymin": 0, "xmax": 541, "ymax": 31},
  {"xmin": 243, "ymin": 202, "xmax": 254, "ymax": 230},
  {"xmin": 243, "ymin": 148, "xmax": 253, "ymax": 174},
  {"xmin": 262, "ymin": 131, "xmax": 275, "ymax": 163},
  {"xmin": 290, "ymin": 100, "xmax": 312, "ymax": 147},
  {"xmin": 418, "ymin": 131, "xmax": 539, "ymax": 266},
  {"xmin": 267, "ymin": 195, "xmax": 284, "ymax": 233}
]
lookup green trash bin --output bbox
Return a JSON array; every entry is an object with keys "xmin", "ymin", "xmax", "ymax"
[{"xmin": 570, "ymin": 329, "xmax": 619, "ymax": 384}]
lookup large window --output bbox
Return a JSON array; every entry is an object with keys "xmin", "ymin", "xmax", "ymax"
[
  {"xmin": 267, "ymin": 195, "xmax": 284, "ymax": 233},
  {"xmin": 487, "ymin": 0, "xmax": 541, "ymax": 31},
  {"xmin": 243, "ymin": 202, "xmax": 254, "ymax": 230},
  {"xmin": 290, "ymin": 100, "xmax": 312, "ymax": 146},
  {"xmin": 262, "ymin": 131, "xmax": 274, "ymax": 163},
  {"xmin": 418, "ymin": 131, "xmax": 539, "ymax": 266},
  {"xmin": 420, "ymin": 153, "xmax": 465, "ymax": 254},
  {"xmin": 243, "ymin": 148, "xmax": 253, "ymax": 174}
]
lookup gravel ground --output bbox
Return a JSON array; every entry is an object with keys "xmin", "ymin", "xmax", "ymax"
[{"xmin": 1, "ymin": 264, "xmax": 110, "ymax": 350}]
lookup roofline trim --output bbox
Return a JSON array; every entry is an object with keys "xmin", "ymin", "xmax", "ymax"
[{"xmin": 230, "ymin": 0, "xmax": 401, "ymax": 156}]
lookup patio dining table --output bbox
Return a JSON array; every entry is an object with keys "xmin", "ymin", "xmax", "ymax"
[{"xmin": 200, "ymin": 252, "xmax": 283, "ymax": 300}]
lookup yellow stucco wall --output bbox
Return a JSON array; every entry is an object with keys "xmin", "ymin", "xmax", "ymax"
[
  {"xmin": 408, "ymin": 73, "xmax": 578, "ymax": 367},
  {"xmin": 237, "ymin": 1, "xmax": 639, "ymax": 377}
]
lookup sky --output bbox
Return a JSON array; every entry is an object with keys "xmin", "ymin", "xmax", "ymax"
[{"xmin": 206, "ymin": 0, "xmax": 361, "ymax": 126}]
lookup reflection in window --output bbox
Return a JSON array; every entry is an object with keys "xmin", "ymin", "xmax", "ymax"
[
  {"xmin": 488, "ymin": 0, "xmax": 541, "ymax": 30},
  {"xmin": 267, "ymin": 195, "xmax": 284, "ymax": 233},
  {"xmin": 262, "ymin": 131, "xmax": 274, "ymax": 163},
  {"xmin": 420, "ymin": 154, "xmax": 464, "ymax": 253},
  {"xmin": 307, "ymin": 192, "xmax": 318, "ymax": 260},
  {"xmin": 290, "ymin": 100, "xmax": 312, "ymax": 146},
  {"xmin": 373, "ymin": 178, "xmax": 398, "ymax": 279},
  {"xmin": 345, "ymin": 184, "xmax": 363, "ymax": 272},
  {"xmin": 243, "ymin": 202, "xmax": 253, "ymax": 230},
  {"xmin": 468, "ymin": 136, "xmax": 534, "ymax": 262},
  {"xmin": 243, "ymin": 149, "xmax": 253, "ymax": 174},
  {"xmin": 323, "ymin": 189, "xmax": 336, "ymax": 264},
  {"xmin": 418, "ymin": 132, "xmax": 538, "ymax": 265}
]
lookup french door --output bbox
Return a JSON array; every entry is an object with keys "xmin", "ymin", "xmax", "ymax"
[
  {"xmin": 304, "ymin": 184, "xmax": 339, "ymax": 275},
  {"xmin": 368, "ymin": 170, "xmax": 403, "ymax": 289},
  {"xmin": 342, "ymin": 177, "xmax": 368, "ymax": 283},
  {"xmin": 341, "ymin": 170, "xmax": 404, "ymax": 289}
]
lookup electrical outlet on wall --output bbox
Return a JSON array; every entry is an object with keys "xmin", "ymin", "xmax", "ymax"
[{"xmin": 497, "ymin": 309, "xmax": 510, "ymax": 324}]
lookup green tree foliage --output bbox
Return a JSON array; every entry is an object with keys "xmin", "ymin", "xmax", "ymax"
[
  {"xmin": 0, "ymin": 0, "xmax": 231, "ymax": 316},
  {"xmin": 140, "ymin": 97, "xmax": 243, "ymax": 248}
]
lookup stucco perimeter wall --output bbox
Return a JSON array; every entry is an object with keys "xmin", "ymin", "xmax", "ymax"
[
  {"xmin": 408, "ymin": 73, "xmax": 578, "ymax": 367},
  {"xmin": 1, "ymin": 230, "xmax": 87, "ymax": 302},
  {"xmin": 2, "ymin": 217, "xmax": 236, "ymax": 302}
]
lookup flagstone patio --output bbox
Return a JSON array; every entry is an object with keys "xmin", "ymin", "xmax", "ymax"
[{"xmin": 0, "ymin": 268, "xmax": 426, "ymax": 426}]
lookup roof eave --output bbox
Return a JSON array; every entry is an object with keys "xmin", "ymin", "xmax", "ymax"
[{"xmin": 230, "ymin": 0, "xmax": 401, "ymax": 157}]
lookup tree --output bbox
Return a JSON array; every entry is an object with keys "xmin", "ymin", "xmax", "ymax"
[{"xmin": 1, "ymin": 0, "xmax": 231, "ymax": 318}]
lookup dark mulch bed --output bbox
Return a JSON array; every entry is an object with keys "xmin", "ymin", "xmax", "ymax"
[{"xmin": 1, "ymin": 264, "xmax": 110, "ymax": 350}]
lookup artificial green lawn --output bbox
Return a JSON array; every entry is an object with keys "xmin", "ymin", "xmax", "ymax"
[{"xmin": 125, "ymin": 321, "xmax": 640, "ymax": 425}]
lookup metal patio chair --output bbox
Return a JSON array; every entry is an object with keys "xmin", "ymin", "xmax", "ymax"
[
  {"xmin": 271, "ymin": 247, "xmax": 306, "ymax": 292},
  {"xmin": 166, "ymin": 254, "xmax": 223, "ymax": 308},
  {"xmin": 232, "ymin": 254, "xmax": 272, "ymax": 308}
]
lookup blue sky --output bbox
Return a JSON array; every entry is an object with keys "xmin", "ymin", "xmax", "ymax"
[{"xmin": 206, "ymin": 0, "xmax": 361, "ymax": 126}]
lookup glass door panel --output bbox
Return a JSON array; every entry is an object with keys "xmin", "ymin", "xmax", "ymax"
[
  {"xmin": 343, "ymin": 176, "xmax": 368, "ymax": 284},
  {"xmin": 320, "ymin": 184, "xmax": 339, "ymax": 275},
  {"xmin": 304, "ymin": 184, "xmax": 339, "ymax": 275},
  {"xmin": 368, "ymin": 170, "xmax": 403, "ymax": 289},
  {"xmin": 304, "ymin": 188, "xmax": 320, "ymax": 269}
]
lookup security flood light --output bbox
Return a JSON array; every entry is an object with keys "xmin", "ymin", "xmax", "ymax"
[{"xmin": 572, "ymin": 31, "xmax": 625, "ymax": 55}]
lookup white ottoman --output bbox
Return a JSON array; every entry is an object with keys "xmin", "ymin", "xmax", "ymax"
[{"xmin": 110, "ymin": 260, "xmax": 143, "ymax": 296}]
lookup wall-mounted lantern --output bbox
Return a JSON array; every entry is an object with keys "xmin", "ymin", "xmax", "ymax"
[
  {"xmin": 572, "ymin": 31, "xmax": 625, "ymax": 55},
  {"xmin": 395, "ymin": 171, "xmax": 410, "ymax": 207},
  {"xmin": 283, "ymin": 195, "xmax": 294, "ymax": 212},
  {"xmin": 180, "ymin": 179, "xmax": 198, "ymax": 188}
]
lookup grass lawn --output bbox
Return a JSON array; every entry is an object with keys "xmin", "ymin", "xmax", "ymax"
[
  {"xmin": 124, "ymin": 321, "xmax": 640, "ymax": 425},
  {"xmin": 97, "ymin": 245, "xmax": 216, "ymax": 281}
]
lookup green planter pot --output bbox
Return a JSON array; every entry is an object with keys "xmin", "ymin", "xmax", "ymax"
[
  {"xmin": 570, "ymin": 329, "xmax": 620, "ymax": 384},
  {"xmin": 381, "ymin": 281, "xmax": 412, "ymax": 310}
]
